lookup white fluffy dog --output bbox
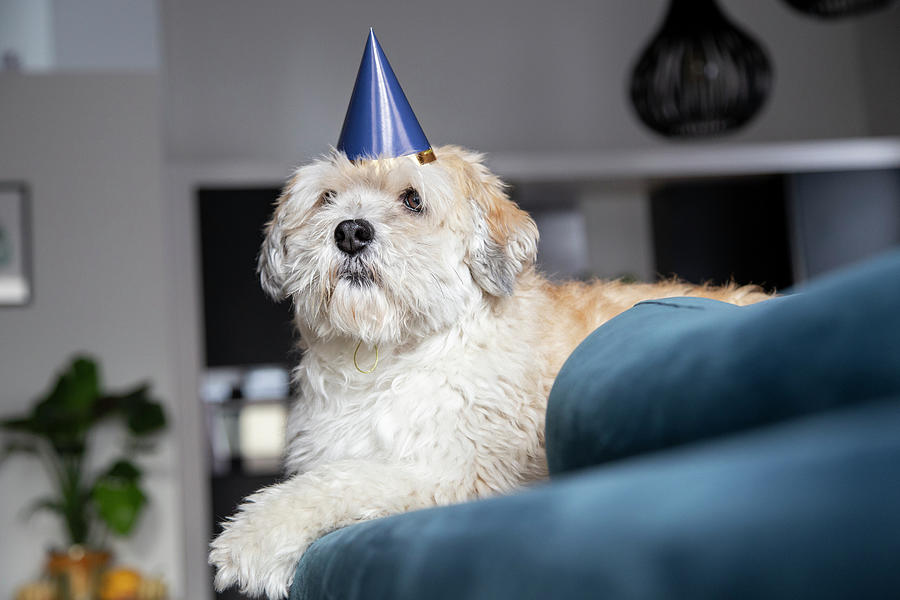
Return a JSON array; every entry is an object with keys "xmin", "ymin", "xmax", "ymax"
[{"xmin": 209, "ymin": 146, "xmax": 769, "ymax": 598}]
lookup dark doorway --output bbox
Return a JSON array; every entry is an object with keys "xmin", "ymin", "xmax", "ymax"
[{"xmin": 651, "ymin": 176, "xmax": 794, "ymax": 292}]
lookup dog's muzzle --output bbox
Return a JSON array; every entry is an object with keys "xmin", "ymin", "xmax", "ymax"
[{"xmin": 335, "ymin": 219, "xmax": 374, "ymax": 256}]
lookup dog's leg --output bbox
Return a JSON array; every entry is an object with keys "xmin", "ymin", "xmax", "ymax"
[{"xmin": 209, "ymin": 459, "xmax": 452, "ymax": 599}]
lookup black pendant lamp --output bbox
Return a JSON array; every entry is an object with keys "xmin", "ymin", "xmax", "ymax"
[
  {"xmin": 630, "ymin": 0, "xmax": 773, "ymax": 138},
  {"xmin": 782, "ymin": 0, "xmax": 896, "ymax": 18}
]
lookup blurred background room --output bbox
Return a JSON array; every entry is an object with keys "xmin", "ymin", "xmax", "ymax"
[{"xmin": 1, "ymin": 0, "xmax": 898, "ymax": 598}]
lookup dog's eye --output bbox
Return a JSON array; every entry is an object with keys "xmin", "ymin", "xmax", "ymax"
[
  {"xmin": 400, "ymin": 188, "xmax": 423, "ymax": 213},
  {"xmin": 320, "ymin": 189, "xmax": 337, "ymax": 204}
]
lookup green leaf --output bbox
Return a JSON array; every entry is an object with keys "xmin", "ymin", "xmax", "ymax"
[
  {"xmin": 94, "ymin": 383, "xmax": 145, "ymax": 420},
  {"xmin": 22, "ymin": 356, "xmax": 102, "ymax": 452},
  {"xmin": 127, "ymin": 401, "xmax": 166, "ymax": 435},
  {"xmin": 92, "ymin": 478, "xmax": 146, "ymax": 536},
  {"xmin": 98, "ymin": 384, "xmax": 166, "ymax": 436},
  {"xmin": 45, "ymin": 357, "xmax": 101, "ymax": 413},
  {"xmin": 1, "ymin": 417, "xmax": 38, "ymax": 433},
  {"xmin": 91, "ymin": 459, "xmax": 147, "ymax": 536},
  {"xmin": 25, "ymin": 496, "xmax": 66, "ymax": 518},
  {"xmin": 105, "ymin": 459, "xmax": 142, "ymax": 482}
]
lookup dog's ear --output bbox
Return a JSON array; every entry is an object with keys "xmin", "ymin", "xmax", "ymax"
[
  {"xmin": 453, "ymin": 150, "xmax": 539, "ymax": 297},
  {"xmin": 257, "ymin": 200, "xmax": 290, "ymax": 301}
]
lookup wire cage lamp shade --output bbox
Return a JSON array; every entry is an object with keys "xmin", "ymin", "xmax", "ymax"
[
  {"xmin": 782, "ymin": 0, "xmax": 896, "ymax": 18},
  {"xmin": 629, "ymin": 0, "xmax": 773, "ymax": 138}
]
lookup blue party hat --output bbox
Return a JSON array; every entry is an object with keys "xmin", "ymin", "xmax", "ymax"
[{"xmin": 337, "ymin": 29, "xmax": 435, "ymax": 164}]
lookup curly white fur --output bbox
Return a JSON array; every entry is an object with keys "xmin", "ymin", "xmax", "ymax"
[{"xmin": 209, "ymin": 146, "xmax": 770, "ymax": 598}]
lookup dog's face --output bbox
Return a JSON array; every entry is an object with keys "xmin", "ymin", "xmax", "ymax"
[{"xmin": 258, "ymin": 145, "xmax": 538, "ymax": 345}]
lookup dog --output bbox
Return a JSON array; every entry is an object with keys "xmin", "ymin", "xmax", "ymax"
[{"xmin": 209, "ymin": 145, "xmax": 771, "ymax": 598}]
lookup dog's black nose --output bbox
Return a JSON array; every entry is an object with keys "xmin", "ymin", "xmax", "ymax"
[{"xmin": 334, "ymin": 219, "xmax": 374, "ymax": 255}]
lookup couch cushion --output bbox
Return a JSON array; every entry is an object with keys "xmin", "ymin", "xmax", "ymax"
[
  {"xmin": 291, "ymin": 399, "xmax": 900, "ymax": 600},
  {"xmin": 546, "ymin": 249, "xmax": 900, "ymax": 475}
]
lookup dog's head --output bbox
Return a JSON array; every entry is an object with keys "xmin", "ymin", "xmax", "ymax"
[{"xmin": 259, "ymin": 145, "xmax": 538, "ymax": 344}]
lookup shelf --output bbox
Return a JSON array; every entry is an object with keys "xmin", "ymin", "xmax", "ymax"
[
  {"xmin": 486, "ymin": 137, "xmax": 900, "ymax": 183},
  {"xmin": 170, "ymin": 137, "xmax": 900, "ymax": 189}
]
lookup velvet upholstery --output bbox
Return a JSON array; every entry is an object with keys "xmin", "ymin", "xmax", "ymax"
[
  {"xmin": 546, "ymin": 249, "xmax": 900, "ymax": 474},
  {"xmin": 289, "ymin": 250, "xmax": 900, "ymax": 600}
]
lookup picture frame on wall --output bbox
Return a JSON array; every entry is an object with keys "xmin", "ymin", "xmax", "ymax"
[{"xmin": 0, "ymin": 183, "xmax": 32, "ymax": 306}]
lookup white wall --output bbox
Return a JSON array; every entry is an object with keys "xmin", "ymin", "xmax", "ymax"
[
  {"xmin": 160, "ymin": 0, "xmax": 875, "ymax": 164},
  {"xmin": 0, "ymin": 74, "xmax": 183, "ymax": 598}
]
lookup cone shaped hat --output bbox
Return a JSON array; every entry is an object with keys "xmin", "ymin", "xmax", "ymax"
[{"xmin": 337, "ymin": 29, "xmax": 434, "ymax": 164}]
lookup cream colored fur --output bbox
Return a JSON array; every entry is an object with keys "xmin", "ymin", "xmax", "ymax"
[{"xmin": 209, "ymin": 146, "xmax": 770, "ymax": 598}]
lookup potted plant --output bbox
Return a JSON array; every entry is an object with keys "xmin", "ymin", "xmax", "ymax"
[{"xmin": 1, "ymin": 356, "xmax": 167, "ymax": 600}]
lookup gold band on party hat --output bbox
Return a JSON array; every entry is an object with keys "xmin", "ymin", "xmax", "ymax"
[
  {"xmin": 416, "ymin": 148, "xmax": 436, "ymax": 165},
  {"xmin": 348, "ymin": 148, "xmax": 435, "ymax": 167}
]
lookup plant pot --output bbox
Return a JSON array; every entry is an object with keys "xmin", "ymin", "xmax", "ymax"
[{"xmin": 46, "ymin": 546, "xmax": 112, "ymax": 600}]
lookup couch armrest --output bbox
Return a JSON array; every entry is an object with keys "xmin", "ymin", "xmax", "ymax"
[{"xmin": 547, "ymin": 250, "xmax": 900, "ymax": 475}]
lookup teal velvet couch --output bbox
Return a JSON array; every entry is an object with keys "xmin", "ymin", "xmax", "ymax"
[{"xmin": 289, "ymin": 250, "xmax": 900, "ymax": 600}]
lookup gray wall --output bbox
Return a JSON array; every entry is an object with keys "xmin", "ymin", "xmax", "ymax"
[
  {"xmin": 858, "ymin": 5, "xmax": 900, "ymax": 136},
  {"xmin": 0, "ymin": 74, "xmax": 183, "ymax": 598},
  {"xmin": 52, "ymin": 0, "xmax": 160, "ymax": 70},
  {"xmin": 790, "ymin": 169, "xmax": 900, "ymax": 280},
  {"xmin": 0, "ymin": 0, "xmax": 53, "ymax": 69},
  {"xmin": 0, "ymin": 0, "xmax": 160, "ymax": 71},
  {"xmin": 161, "ymin": 0, "xmax": 873, "ymax": 164}
]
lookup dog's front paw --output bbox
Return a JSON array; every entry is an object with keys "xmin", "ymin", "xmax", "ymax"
[{"xmin": 209, "ymin": 500, "xmax": 311, "ymax": 599}]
